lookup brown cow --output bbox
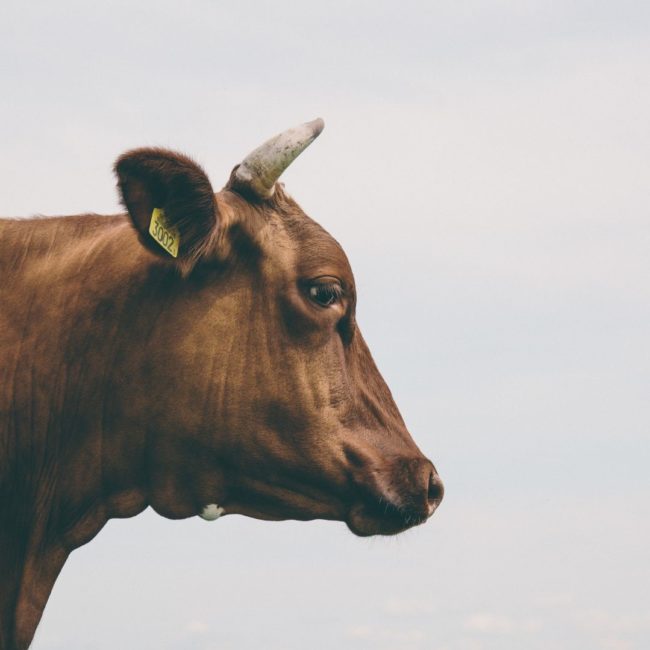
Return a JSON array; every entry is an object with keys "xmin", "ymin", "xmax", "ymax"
[{"xmin": 0, "ymin": 119, "xmax": 443, "ymax": 650}]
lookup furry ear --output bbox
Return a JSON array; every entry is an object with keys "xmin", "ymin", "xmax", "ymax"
[{"xmin": 115, "ymin": 148, "xmax": 218, "ymax": 267}]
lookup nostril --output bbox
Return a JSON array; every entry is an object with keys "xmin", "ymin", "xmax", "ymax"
[{"xmin": 427, "ymin": 472, "xmax": 444, "ymax": 515}]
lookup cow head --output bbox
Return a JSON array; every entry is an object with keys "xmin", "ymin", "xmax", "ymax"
[{"xmin": 114, "ymin": 119, "xmax": 443, "ymax": 537}]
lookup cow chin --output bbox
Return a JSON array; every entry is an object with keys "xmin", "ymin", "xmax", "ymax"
[{"xmin": 346, "ymin": 501, "xmax": 430, "ymax": 537}]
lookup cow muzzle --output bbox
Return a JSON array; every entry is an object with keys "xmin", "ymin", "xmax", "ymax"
[{"xmin": 346, "ymin": 456, "xmax": 444, "ymax": 537}]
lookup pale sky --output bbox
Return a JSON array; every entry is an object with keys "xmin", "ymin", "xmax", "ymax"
[{"xmin": 2, "ymin": 1, "xmax": 649, "ymax": 649}]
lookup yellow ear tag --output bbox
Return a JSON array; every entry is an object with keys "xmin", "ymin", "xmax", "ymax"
[{"xmin": 149, "ymin": 208, "xmax": 180, "ymax": 258}]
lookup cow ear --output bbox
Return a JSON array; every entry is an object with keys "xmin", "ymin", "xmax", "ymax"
[{"xmin": 114, "ymin": 148, "xmax": 218, "ymax": 268}]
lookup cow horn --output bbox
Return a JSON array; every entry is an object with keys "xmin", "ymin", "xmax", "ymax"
[{"xmin": 231, "ymin": 118, "xmax": 324, "ymax": 199}]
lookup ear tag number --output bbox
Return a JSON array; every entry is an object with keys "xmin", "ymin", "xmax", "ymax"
[{"xmin": 149, "ymin": 208, "xmax": 180, "ymax": 258}]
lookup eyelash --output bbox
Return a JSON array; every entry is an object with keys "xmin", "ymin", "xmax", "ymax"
[{"xmin": 308, "ymin": 280, "xmax": 344, "ymax": 307}]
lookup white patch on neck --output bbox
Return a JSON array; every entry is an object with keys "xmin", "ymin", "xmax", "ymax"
[{"xmin": 200, "ymin": 504, "xmax": 225, "ymax": 521}]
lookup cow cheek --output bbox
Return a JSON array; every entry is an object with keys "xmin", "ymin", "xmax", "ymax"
[{"xmin": 278, "ymin": 285, "xmax": 338, "ymax": 345}]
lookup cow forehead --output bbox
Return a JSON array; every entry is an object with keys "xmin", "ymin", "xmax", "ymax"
[
  {"xmin": 215, "ymin": 188, "xmax": 354, "ymax": 285},
  {"xmin": 293, "ymin": 227, "xmax": 353, "ymax": 282},
  {"xmin": 270, "ymin": 197, "xmax": 354, "ymax": 285}
]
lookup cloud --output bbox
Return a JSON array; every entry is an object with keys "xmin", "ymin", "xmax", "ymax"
[
  {"xmin": 347, "ymin": 624, "xmax": 374, "ymax": 639},
  {"xmin": 383, "ymin": 597, "xmax": 438, "ymax": 616},
  {"xmin": 464, "ymin": 612, "xmax": 542, "ymax": 635},
  {"xmin": 186, "ymin": 619, "xmax": 209, "ymax": 634}
]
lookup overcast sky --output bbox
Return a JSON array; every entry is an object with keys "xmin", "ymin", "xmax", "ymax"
[{"xmin": 1, "ymin": 1, "xmax": 649, "ymax": 649}]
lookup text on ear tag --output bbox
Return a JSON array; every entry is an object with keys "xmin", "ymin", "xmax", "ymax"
[{"xmin": 149, "ymin": 208, "xmax": 180, "ymax": 258}]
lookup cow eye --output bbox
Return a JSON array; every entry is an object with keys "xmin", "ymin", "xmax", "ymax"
[{"xmin": 308, "ymin": 278, "xmax": 343, "ymax": 307}]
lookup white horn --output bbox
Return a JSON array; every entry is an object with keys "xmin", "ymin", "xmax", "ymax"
[{"xmin": 232, "ymin": 118, "xmax": 324, "ymax": 199}]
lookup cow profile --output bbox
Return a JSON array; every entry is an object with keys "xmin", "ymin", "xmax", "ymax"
[{"xmin": 0, "ymin": 119, "xmax": 443, "ymax": 649}]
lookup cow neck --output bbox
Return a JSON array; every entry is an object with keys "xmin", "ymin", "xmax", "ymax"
[{"xmin": 0, "ymin": 214, "xmax": 155, "ymax": 650}]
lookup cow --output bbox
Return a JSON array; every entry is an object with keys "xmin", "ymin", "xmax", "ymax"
[{"xmin": 0, "ymin": 119, "xmax": 443, "ymax": 650}]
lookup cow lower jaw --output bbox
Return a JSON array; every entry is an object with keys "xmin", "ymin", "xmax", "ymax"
[{"xmin": 199, "ymin": 504, "xmax": 226, "ymax": 521}]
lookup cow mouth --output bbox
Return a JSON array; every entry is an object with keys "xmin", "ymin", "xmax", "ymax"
[
  {"xmin": 346, "ymin": 499, "xmax": 430, "ymax": 537},
  {"xmin": 214, "ymin": 468, "xmax": 440, "ymax": 536},
  {"xmin": 224, "ymin": 495, "xmax": 428, "ymax": 537}
]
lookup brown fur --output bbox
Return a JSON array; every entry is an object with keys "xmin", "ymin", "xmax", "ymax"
[{"xmin": 0, "ymin": 149, "xmax": 442, "ymax": 649}]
